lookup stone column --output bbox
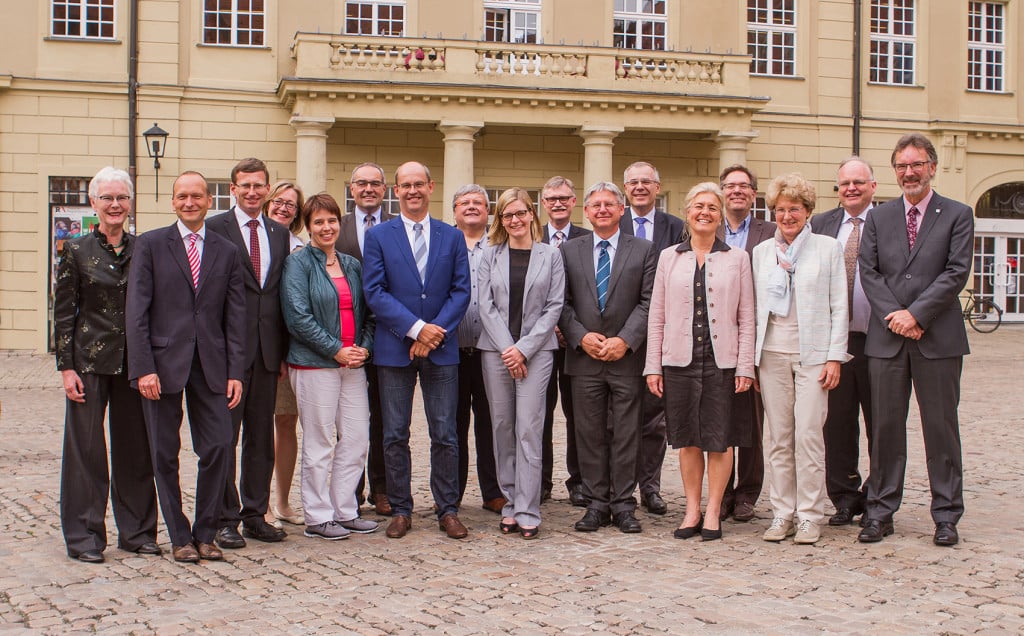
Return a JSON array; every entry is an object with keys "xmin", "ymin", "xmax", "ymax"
[
  {"xmin": 577, "ymin": 125, "xmax": 624, "ymax": 190},
  {"xmin": 438, "ymin": 121, "xmax": 483, "ymax": 224},
  {"xmin": 290, "ymin": 115, "xmax": 335, "ymax": 196},
  {"xmin": 715, "ymin": 130, "xmax": 759, "ymax": 172}
]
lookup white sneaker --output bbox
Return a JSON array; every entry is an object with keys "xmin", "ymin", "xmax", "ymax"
[
  {"xmin": 339, "ymin": 517, "xmax": 379, "ymax": 534},
  {"xmin": 304, "ymin": 521, "xmax": 351, "ymax": 540},
  {"xmin": 794, "ymin": 519, "xmax": 821, "ymax": 544},
  {"xmin": 763, "ymin": 518, "xmax": 796, "ymax": 542}
]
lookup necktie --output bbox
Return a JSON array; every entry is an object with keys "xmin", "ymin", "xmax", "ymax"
[
  {"xmin": 635, "ymin": 216, "xmax": 648, "ymax": 240},
  {"xmin": 413, "ymin": 222, "xmax": 427, "ymax": 282},
  {"xmin": 553, "ymin": 230, "xmax": 564, "ymax": 248},
  {"xmin": 596, "ymin": 240, "xmax": 611, "ymax": 312},
  {"xmin": 186, "ymin": 233, "xmax": 200, "ymax": 289},
  {"xmin": 364, "ymin": 214, "xmax": 376, "ymax": 231},
  {"xmin": 246, "ymin": 219, "xmax": 261, "ymax": 279},
  {"xmin": 844, "ymin": 217, "xmax": 862, "ymax": 318},
  {"xmin": 907, "ymin": 206, "xmax": 920, "ymax": 250}
]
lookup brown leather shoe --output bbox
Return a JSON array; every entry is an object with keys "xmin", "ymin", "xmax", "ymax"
[
  {"xmin": 385, "ymin": 515, "xmax": 412, "ymax": 539},
  {"xmin": 439, "ymin": 513, "xmax": 468, "ymax": 539},
  {"xmin": 172, "ymin": 543, "xmax": 199, "ymax": 563},
  {"xmin": 481, "ymin": 497, "xmax": 507, "ymax": 514},
  {"xmin": 195, "ymin": 542, "xmax": 223, "ymax": 561},
  {"xmin": 373, "ymin": 493, "xmax": 393, "ymax": 516}
]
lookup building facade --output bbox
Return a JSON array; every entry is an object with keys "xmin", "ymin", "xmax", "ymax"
[{"xmin": 2, "ymin": 0, "xmax": 1023, "ymax": 350}]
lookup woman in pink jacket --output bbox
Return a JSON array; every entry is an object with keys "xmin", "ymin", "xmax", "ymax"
[{"xmin": 644, "ymin": 182, "xmax": 756, "ymax": 541}]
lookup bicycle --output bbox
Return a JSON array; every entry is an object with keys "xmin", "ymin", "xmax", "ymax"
[{"xmin": 961, "ymin": 289, "xmax": 1003, "ymax": 333}]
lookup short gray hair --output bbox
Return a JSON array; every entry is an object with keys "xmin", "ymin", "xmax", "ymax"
[
  {"xmin": 623, "ymin": 161, "xmax": 661, "ymax": 183},
  {"xmin": 350, "ymin": 162, "xmax": 386, "ymax": 183},
  {"xmin": 452, "ymin": 184, "xmax": 490, "ymax": 209},
  {"xmin": 89, "ymin": 166, "xmax": 134, "ymax": 199},
  {"xmin": 584, "ymin": 181, "xmax": 624, "ymax": 207},
  {"xmin": 684, "ymin": 182, "xmax": 725, "ymax": 212}
]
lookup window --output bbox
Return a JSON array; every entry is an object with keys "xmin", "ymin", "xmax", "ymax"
[
  {"xmin": 203, "ymin": 0, "xmax": 264, "ymax": 46},
  {"xmin": 49, "ymin": 177, "xmax": 90, "ymax": 205},
  {"xmin": 209, "ymin": 180, "xmax": 235, "ymax": 213},
  {"xmin": 51, "ymin": 0, "xmax": 114, "ymax": 39},
  {"xmin": 344, "ymin": 184, "xmax": 401, "ymax": 216},
  {"xmin": 484, "ymin": 0, "xmax": 541, "ymax": 44},
  {"xmin": 870, "ymin": 0, "xmax": 915, "ymax": 85},
  {"xmin": 746, "ymin": 0, "xmax": 796, "ymax": 76},
  {"xmin": 614, "ymin": 0, "xmax": 667, "ymax": 51},
  {"xmin": 967, "ymin": 2, "xmax": 1004, "ymax": 92},
  {"xmin": 346, "ymin": 1, "xmax": 405, "ymax": 36}
]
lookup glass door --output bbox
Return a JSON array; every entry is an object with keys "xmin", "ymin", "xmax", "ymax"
[{"xmin": 974, "ymin": 234, "xmax": 1024, "ymax": 321}]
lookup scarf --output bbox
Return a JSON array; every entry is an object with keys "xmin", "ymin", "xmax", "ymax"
[{"xmin": 765, "ymin": 224, "xmax": 812, "ymax": 317}]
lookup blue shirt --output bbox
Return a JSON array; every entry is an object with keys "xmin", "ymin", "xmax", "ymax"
[{"xmin": 724, "ymin": 213, "xmax": 752, "ymax": 251}]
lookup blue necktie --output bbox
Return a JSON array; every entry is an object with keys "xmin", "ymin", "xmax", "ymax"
[
  {"xmin": 635, "ymin": 216, "xmax": 648, "ymax": 240},
  {"xmin": 413, "ymin": 222, "xmax": 427, "ymax": 282},
  {"xmin": 596, "ymin": 240, "xmax": 611, "ymax": 312}
]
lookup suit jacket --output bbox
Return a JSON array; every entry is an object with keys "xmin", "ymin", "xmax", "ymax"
[
  {"xmin": 542, "ymin": 223, "xmax": 591, "ymax": 244},
  {"xmin": 206, "ymin": 208, "xmax": 290, "ymax": 372},
  {"xmin": 559, "ymin": 233, "xmax": 657, "ymax": 376},
  {"xmin": 126, "ymin": 223, "xmax": 247, "ymax": 394},
  {"xmin": 477, "ymin": 241, "xmax": 565, "ymax": 360},
  {"xmin": 858, "ymin": 192, "xmax": 973, "ymax": 359},
  {"xmin": 336, "ymin": 209, "xmax": 396, "ymax": 262},
  {"xmin": 619, "ymin": 208, "xmax": 684, "ymax": 258},
  {"xmin": 717, "ymin": 214, "xmax": 777, "ymax": 257},
  {"xmin": 362, "ymin": 216, "xmax": 471, "ymax": 367},
  {"xmin": 752, "ymin": 232, "xmax": 850, "ymax": 366}
]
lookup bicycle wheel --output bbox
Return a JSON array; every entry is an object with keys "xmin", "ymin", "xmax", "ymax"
[{"xmin": 968, "ymin": 298, "xmax": 1002, "ymax": 333}]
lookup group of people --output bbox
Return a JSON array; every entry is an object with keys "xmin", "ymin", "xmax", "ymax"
[{"xmin": 56, "ymin": 131, "xmax": 972, "ymax": 564}]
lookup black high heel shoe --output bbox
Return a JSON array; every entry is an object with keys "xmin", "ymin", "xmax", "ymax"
[
  {"xmin": 673, "ymin": 514, "xmax": 704, "ymax": 539},
  {"xmin": 499, "ymin": 519, "xmax": 519, "ymax": 534},
  {"xmin": 700, "ymin": 525, "xmax": 723, "ymax": 541},
  {"xmin": 519, "ymin": 526, "xmax": 539, "ymax": 540}
]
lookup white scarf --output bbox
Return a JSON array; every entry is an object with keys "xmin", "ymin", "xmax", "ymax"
[{"xmin": 766, "ymin": 224, "xmax": 812, "ymax": 317}]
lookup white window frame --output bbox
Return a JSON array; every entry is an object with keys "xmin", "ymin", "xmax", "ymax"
[
  {"xmin": 967, "ymin": 1, "xmax": 1005, "ymax": 93},
  {"xmin": 208, "ymin": 180, "xmax": 235, "ymax": 214},
  {"xmin": 746, "ymin": 0, "xmax": 796, "ymax": 77},
  {"xmin": 345, "ymin": 0, "xmax": 406, "ymax": 37},
  {"xmin": 202, "ymin": 0, "xmax": 265, "ymax": 47},
  {"xmin": 484, "ymin": 0, "xmax": 541, "ymax": 44},
  {"xmin": 50, "ymin": 0, "xmax": 115, "ymax": 40},
  {"xmin": 613, "ymin": 0, "xmax": 667, "ymax": 52},
  {"xmin": 869, "ymin": 0, "xmax": 916, "ymax": 86}
]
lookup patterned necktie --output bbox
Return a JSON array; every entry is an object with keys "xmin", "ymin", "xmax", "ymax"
[
  {"xmin": 907, "ymin": 206, "xmax": 920, "ymax": 250},
  {"xmin": 596, "ymin": 240, "xmax": 611, "ymax": 312},
  {"xmin": 635, "ymin": 216, "xmax": 648, "ymax": 240},
  {"xmin": 246, "ymin": 219, "xmax": 261, "ymax": 279},
  {"xmin": 364, "ymin": 214, "xmax": 376, "ymax": 231},
  {"xmin": 553, "ymin": 230, "xmax": 564, "ymax": 248},
  {"xmin": 413, "ymin": 222, "xmax": 427, "ymax": 282},
  {"xmin": 844, "ymin": 217, "xmax": 862, "ymax": 318},
  {"xmin": 186, "ymin": 233, "xmax": 200, "ymax": 289}
]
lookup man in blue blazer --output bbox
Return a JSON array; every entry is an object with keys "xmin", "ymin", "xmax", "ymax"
[
  {"xmin": 362, "ymin": 161, "xmax": 472, "ymax": 540},
  {"xmin": 127, "ymin": 171, "xmax": 247, "ymax": 563},
  {"xmin": 857, "ymin": 133, "xmax": 973, "ymax": 547}
]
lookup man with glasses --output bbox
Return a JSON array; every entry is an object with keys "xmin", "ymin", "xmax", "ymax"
[
  {"xmin": 539, "ymin": 176, "xmax": 591, "ymax": 506},
  {"xmin": 619, "ymin": 162, "xmax": 684, "ymax": 517},
  {"xmin": 207, "ymin": 157, "xmax": 290, "ymax": 549},
  {"xmin": 718, "ymin": 164, "xmax": 775, "ymax": 522},
  {"xmin": 336, "ymin": 162, "xmax": 395, "ymax": 517},
  {"xmin": 362, "ymin": 161, "xmax": 471, "ymax": 539},
  {"xmin": 857, "ymin": 133, "xmax": 973, "ymax": 546}
]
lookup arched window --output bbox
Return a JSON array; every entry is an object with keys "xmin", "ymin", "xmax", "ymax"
[{"xmin": 975, "ymin": 182, "xmax": 1024, "ymax": 219}]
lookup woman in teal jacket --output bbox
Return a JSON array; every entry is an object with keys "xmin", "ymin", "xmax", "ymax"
[{"xmin": 281, "ymin": 193, "xmax": 377, "ymax": 541}]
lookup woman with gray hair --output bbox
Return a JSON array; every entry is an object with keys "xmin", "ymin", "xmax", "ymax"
[
  {"xmin": 644, "ymin": 183, "xmax": 755, "ymax": 541},
  {"xmin": 752, "ymin": 173, "xmax": 850, "ymax": 545}
]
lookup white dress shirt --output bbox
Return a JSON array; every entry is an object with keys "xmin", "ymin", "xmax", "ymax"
[
  {"xmin": 355, "ymin": 206, "xmax": 383, "ymax": 254},
  {"xmin": 233, "ymin": 206, "xmax": 270, "ymax": 287},
  {"xmin": 592, "ymin": 230, "xmax": 621, "ymax": 272},
  {"xmin": 176, "ymin": 220, "xmax": 205, "ymax": 259},
  {"xmin": 837, "ymin": 206, "xmax": 872, "ymax": 334}
]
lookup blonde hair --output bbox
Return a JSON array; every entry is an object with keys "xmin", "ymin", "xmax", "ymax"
[
  {"xmin": 766, "ymin": 173, "xmax": 816, "ymax": 213},
  {"xmin": 488, "ymin": 187, "xmax": 541, "ymax": 245}
]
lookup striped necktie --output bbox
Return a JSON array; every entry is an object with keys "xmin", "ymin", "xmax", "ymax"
[
  {"xmin": 413, "ymin": 222, "xmax": 427, "ymax": 282},
  {"xmin": 186, "ymin": 233, "xmax": 200, "ymax": 289},
  {"xmin": 596, "ymin": 240, "xmax": 611, "ymax": 312}
]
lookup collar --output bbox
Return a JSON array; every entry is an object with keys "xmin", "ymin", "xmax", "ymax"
[
  {"xmin": 548, "ymin": 222, "xmax": 570, "ymax": 237},
  {"xmin": 401, "ymin": 214, "xmax": 430, "ymax": 230},
  {"xmin": 356, "ymin": 207, "xmax": 382, "ymax": 221},
  {"xmin": 725, "ymin": 213, "xmax": 752, "ymax": 235},
  {"xmin": 233, "ymin": 206, "xmax": 263, "ymax": 228},
  {"xmin": 903, "ymin": 190, "xmax": 934, "ymax": 215},
  {"xmin": 676, "ymin": 237, "xmax": 730, "ymax": 253},
  {"xmin": 594, "ymin": 230, "xmax": 621, "ymax": 250},
  {"xmin": 177, "ymin": 220, "xmax": 205, "ymax": 240},
  {"xmin": 843, "ymin": 205, "xmax": 873, "ymax": 224},
  {"xmin": 631, "ymin": 208, "xmax": 656, "ymax": 222}
]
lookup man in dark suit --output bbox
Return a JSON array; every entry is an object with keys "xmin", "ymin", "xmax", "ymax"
[
  {"xmin": 619, "ymin": 161, "xmax": 684, "ymax": 517},
  {"xmin": 362, "ymin": 161, "xmax": 472, "ymax": 540},
  {"xmin": 718, "ymin": 164, "xmax": 776, "ymax": 522},
  {"xmin": 127, "ymin": 171, "xmax": 247, "ymax": 563},
  {"xmin": 336, "ymin": 162, "xmax": 395, "ymax": 517},
  {"xmin": 810, "ymin": 157, "xmax": 877, "ymax": 527},
  {"xmin": 560, "ymin": 181, "xmax": 656, "ymax": 534},
  {"xmin": 206, "ymin": 158, "xmax": 289, "ymax": 548},
  {"xmin": 539, "ymin": 175, "xmax": 591, "ymax": 507},
  {"xmin": 857, "ymin": 133, "xmax": 973, "ymax": 546}
]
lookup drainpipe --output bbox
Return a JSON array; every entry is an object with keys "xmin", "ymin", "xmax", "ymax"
[
  {"xmin": 128, "ymin": 0, "xmax": 139, "ymax": 232},
  {"xmin": 852, "ymin": 0, "xmax": 862, "ymax": 155}
]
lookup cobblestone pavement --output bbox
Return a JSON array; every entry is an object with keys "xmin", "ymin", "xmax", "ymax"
[{"xmin": 0, "ymin": 327, "xmax": 1022, "ymax": 634}]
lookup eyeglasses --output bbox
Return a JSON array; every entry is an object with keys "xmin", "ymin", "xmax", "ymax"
[
  {"xmin": 271, "ymin": 198, "xmax": 297, "ymax": 211},
  {"xmin": 95, "ymin": 195, "xmax": 131, "ymax": 204},
  {"xmin": 500, "ymin": 209, "xmax": 531, "ymax": 222},
  {"xmin": 353, "ymin": 180, "xmax": 385, "ymax": 189},
  {"xmin": 624, "ymin": 179, "xmax": 659, "ymax": 188},
  {"xmin": 543, "ymin": 195, "xmax": 573, "ymax": 205},
  {"xmin": 774, "ymin": 206, "xmax": 807, "ymax": 217},
  {"xmin": 233, "ymin": 182, "xmax": 267, "ymax": 191},
  {"xmin": 894, "ymin": 161, "xmax": 931, "ymax": 173},
  {"xmin": 838, "ymin": 180, "xmax": 872, "ymax": 189},
  {"xmin": 721, "ymin": 183, "xmax": 753, "ymax": 192},
  {"xmin": 395, "ymin": 181, "xmax": 429, "ymax": 192},
  {"xmin": 586, "ymin": 202, "xmax": 622, "ymax": 211}
]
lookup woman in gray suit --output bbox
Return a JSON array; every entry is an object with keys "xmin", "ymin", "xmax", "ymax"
[{"xmin": 478, "ymin": 188, "xmax": 565, "ymax": 539}]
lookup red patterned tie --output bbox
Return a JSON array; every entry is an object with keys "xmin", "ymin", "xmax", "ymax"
[
  {"xmin": 907, "ymin": 206, "xmax": 919, "ymax": 250},
  {"xmin": 186, "ymin": 233, "xmax": 200, "ymax": 288},
  {"xmin": 246, "ymin": 219, "xmax": 261, "ymax": 278}
]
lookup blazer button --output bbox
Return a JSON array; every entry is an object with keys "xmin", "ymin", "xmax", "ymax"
[
  {"xmin": 421, "ymin": 293, "xmax": 427, "ymax": 299},
  {"xmin": 905, "ymin": 274, "xmax": 912, "ymax": 279}
]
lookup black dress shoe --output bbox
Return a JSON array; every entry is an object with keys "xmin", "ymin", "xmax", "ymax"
[
  {"xmin": 568, "ymin": 484, "xmax": 590, "ymax": 508},
  {"xmin": 244, "ymin": 520, "xmax": 287, "ymax": 543},
  {"xmin": 215, "ymin": 526, "xmax": 247, "ymax": 549},
  {"xmin": 719, "ymin": 502, "xmax": 734, "ymax": 522},
  {"xmin": 134, "ymin": 542, "xmax": 163, "ymax": 555},
  {"xmin": 574, "ymin": 509, "xmax": 610, "ymax": 532},
  {"xmin": 673, "ymin": 514, "xmax": 704, "ymax": 539},
  {"xmin": 641, "ymin": 492, "xmax": 668, "ymax": 515},
  {"xmin": 829, "ymin": 507, "xmax": 863, "ymax": 526},
  {"xmin": 613, "ymin": 510, "xmax": 643, "ymax": 534},
  {"xmin": 700, "ymin": 527, "xmax": 723, "ymax": 541},
  {"xmin": 858, "ymin": 519, "xmax": 894, "ymax": 543},
  {"xmin": 72, "ymin": 550, "xmax": 104, "ymax": 564},
  {"xmin": 933, "ymin": 522, "xmax": 959, "ymax": 546}
]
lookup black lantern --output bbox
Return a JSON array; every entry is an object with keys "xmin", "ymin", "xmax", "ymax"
[{"xmin": 142, "ymin": 123, "xmax": 169, "ymax": 200}]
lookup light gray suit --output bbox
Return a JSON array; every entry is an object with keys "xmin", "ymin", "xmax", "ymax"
[{"xmin": 477, "ymin": 241, "xmax": 564, "ymax": 527}]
